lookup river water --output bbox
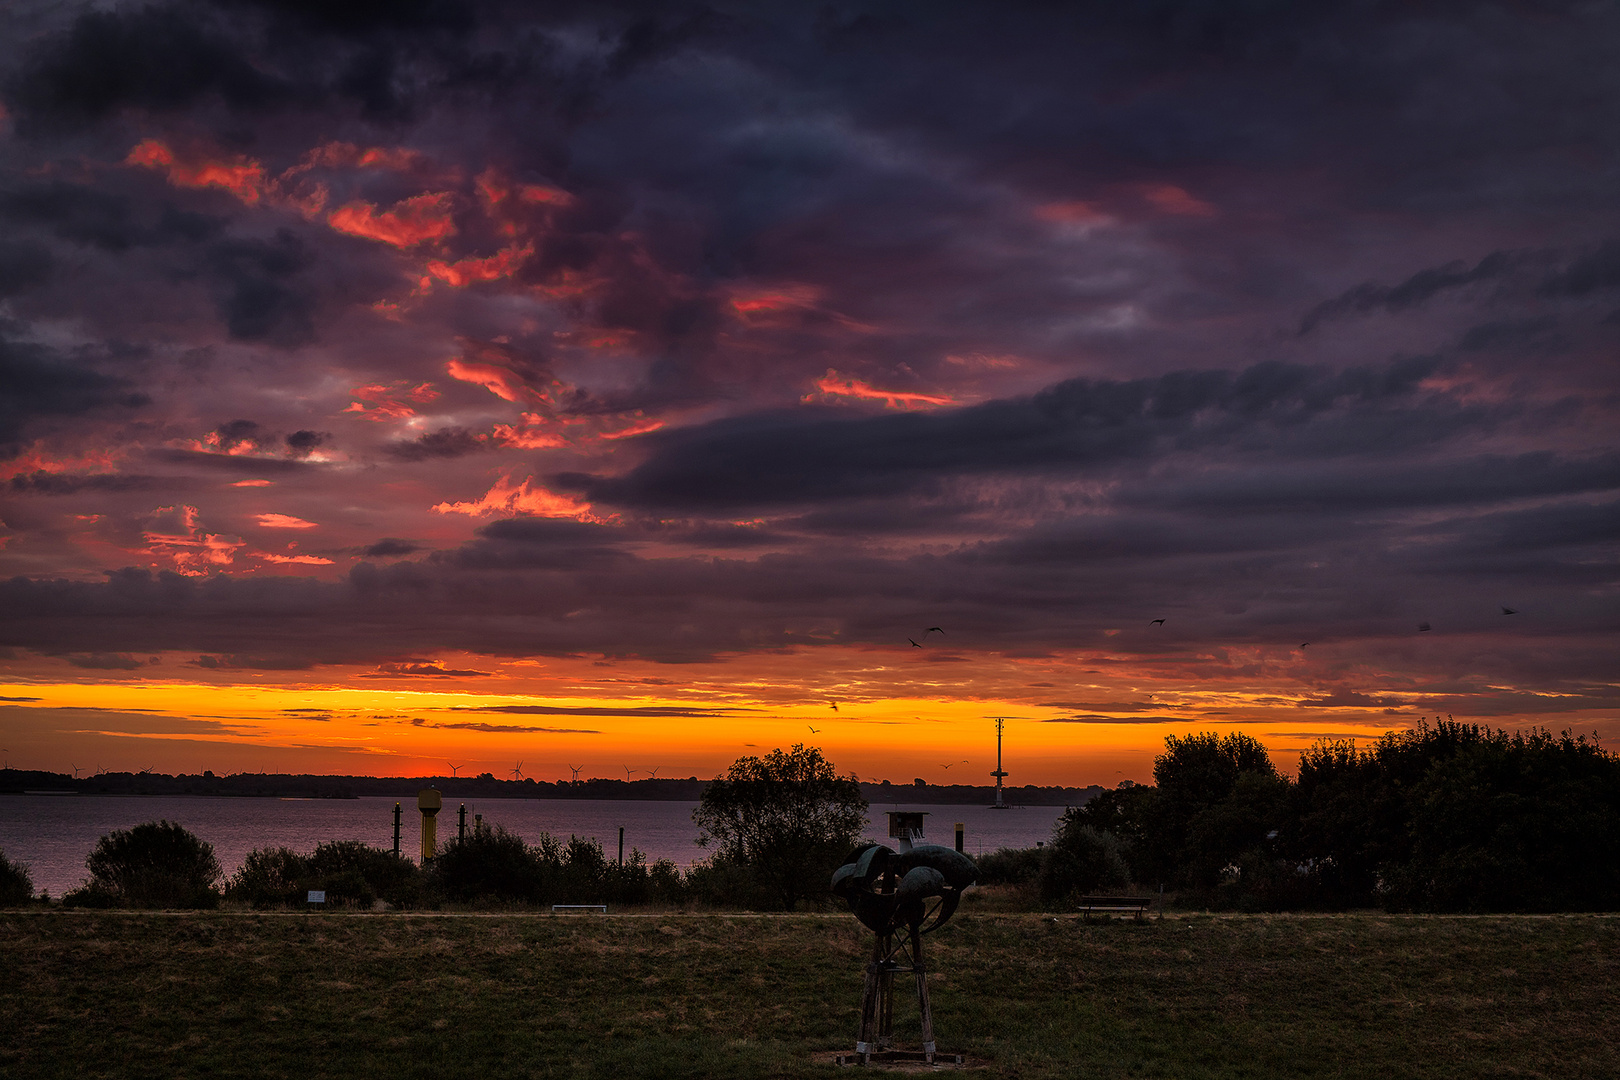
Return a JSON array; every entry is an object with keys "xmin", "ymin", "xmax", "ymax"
[{"xmin": 0, "ymin": 794, "xmax": 1064, "ymax": 898}]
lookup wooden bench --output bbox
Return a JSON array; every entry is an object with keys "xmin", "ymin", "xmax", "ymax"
[{"xmin": 1074, "ymin": 896, "xmax": 1155, "ymax": 918}]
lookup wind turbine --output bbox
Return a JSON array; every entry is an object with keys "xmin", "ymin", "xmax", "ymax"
[
  {"xmin": 568, "ymin": 764, "xmax": 584, "ymax": 783},
  {"xmin": 647, "ymin": 766, "xmax": 663, "ymax": 779},
  {"xmin": 510, "ymin": 761, "xmax": 525, "ymax": 780},
  {"xmin": 71, "ymin": 763, "xmax": 82, "ymax": 778},
  {"xmin": 447, "ymin": 762, "xmax": 462, "ymax": 777},
  {"xmin": 622, "ymin": 765, "xmax": 639, "ymax": 780}
]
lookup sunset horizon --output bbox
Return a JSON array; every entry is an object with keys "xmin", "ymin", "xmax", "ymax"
[{"xmin": 2, "ymin": 3, "xmax": 1615, "ymax": 789}]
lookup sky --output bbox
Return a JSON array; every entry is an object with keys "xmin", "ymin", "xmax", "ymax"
[{"xmin": 1, "ymin": 0, "xmax": 1617, "ymax": 787}]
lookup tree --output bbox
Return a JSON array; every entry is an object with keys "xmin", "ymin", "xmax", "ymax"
[
  {"xmin": 0, "ymin": 848, "xmax": 33, "ymax": 906},
  {"xmin": 693, "ymin": 744, "xmax": 867, "ymax": 910},
  {"xmin": 75, "ymin": 820, "xmax": 221, "ymax": 908},
  {"xmin": 1150, "ymin": 732, "xmax": 1287, "ymax": 890}
]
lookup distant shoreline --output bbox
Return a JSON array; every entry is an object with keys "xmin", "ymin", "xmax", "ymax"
[{"xmin": 0, "ymin": 768, "xmax": 1102, "ymax": 807}]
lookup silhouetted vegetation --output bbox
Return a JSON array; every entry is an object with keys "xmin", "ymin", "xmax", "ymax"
[
  {"xmin": 64, "ymin": 820, "xmax": 221, "ymax": 909},
  {"xmin": 1052, "ymin": 721, "xmax": 1620, "ymax": 913},
  {"xmin": 0, "ymin": 848, "xmax": 33, "ymax": 906},
  {"xmin": 225, "ymin": 840, "xmax": 420, "ymax": 909},
  {"xmin": 693, "ymin": 744, "xmax": 867, "ymax": 910}
]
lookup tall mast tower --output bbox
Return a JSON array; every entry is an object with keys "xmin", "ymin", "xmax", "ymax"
[{"xmin": 989, "ymin": 716, "xmax": 1009, "ymax": 809}]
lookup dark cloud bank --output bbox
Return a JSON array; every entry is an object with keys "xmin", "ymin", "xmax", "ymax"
[{"xmin": 0, "ymin": 1, "xmax": 1615, "ymax": 718}]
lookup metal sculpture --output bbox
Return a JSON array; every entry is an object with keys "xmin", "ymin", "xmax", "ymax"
[{"xmin": 831, "ymin": 813, "xmax": 977, "ymax": 1066}]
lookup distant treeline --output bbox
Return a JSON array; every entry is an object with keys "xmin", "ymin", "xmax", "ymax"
[
  {"xmin": 979, "ymin": 721, "xmax": 1620, "ymax": 913},
  {"xmin": 0, "ymin": 768, "xmax": 1102, "ymax": 806}
]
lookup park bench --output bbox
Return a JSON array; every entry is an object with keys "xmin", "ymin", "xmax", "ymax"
[{"xmin": 1074, "ymin": 896, "xmax": 1155, "ymax": 919}]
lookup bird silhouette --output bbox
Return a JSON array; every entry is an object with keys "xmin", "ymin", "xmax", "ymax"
[
  {"xmin": 1502, "ymin": 606, "xmax": 1518, "ymax": 615},
  {"xmin": 909, "ymin": 638, "xmax": 922, "ymax": 647},
  {"xmin": 1418, "ymin": 622, "xmax": 1432, "ymax": 632},
  {"xmin": 829, "ymin": 701, "xmax": 839, "ymax": 711},
  {"xmin": 925, "ymin": 627, "xmax": 945, "ymax": 636},
  {"xmin": 1150, "ymin": 619, "xmax": 1165, "ymax": 626},
  {"xmin": 1300, "ymin": 642, "xmax": 1310, "ymax": 648},
  {"xmin": 808, "ymin": 725, "xmax": 820, "ymax": 734}
]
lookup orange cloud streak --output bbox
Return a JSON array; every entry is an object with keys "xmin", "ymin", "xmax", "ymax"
[
  {"xmin": 328, "ymin": 192, "xmax": 457, "ymax": 248},
  {"xmin": 431, "ymin": 475, "xmax": 602, "ymax": 521},
  {"xmin": 126, "ymin": 139, "xmax": 267, "ymax": 204},
  {"xmin": 254, "ymin": 514, "xmax": 318, "ymax": 529},
  {"xmin": 425, "ymin": 245, "xmax": 532, "ymax": 287},
  {"xmin": 141, "ymin": 505, "xmax": 244, "ymax": 576},
  {"xmin": 811, "ymin": 369, "xmax": 957, "ymax": 409}
]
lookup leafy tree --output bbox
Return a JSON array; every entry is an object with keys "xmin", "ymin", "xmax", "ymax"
[
  {"xmin": 0, "ymin": 848, "xmax": 33, "ymax": 906},
  {"xmin": 693, "ymin": 744, "xmax": 866, "ymax": 910},
  {"xmin": 1150, "ymin": 732, "xmax": 1287, "ymax": 890},
  {"xmin": 72, "ymin": 820, "xmax": 220, "ymax": 908}
]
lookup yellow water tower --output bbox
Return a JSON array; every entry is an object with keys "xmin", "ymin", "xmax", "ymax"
[{"xmin": 418, "ymin": 788, "xmax": 442, "ymax": 862}]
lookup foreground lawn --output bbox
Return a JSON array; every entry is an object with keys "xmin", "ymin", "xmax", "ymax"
[{"xmin": 1, "ymin": 910, "xmax": 1615, "ymax": 1079}]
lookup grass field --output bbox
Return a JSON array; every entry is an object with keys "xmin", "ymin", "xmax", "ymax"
[{"xmin": 1, "ymin": 909, "xmax": 1616, "ymax": 1079}]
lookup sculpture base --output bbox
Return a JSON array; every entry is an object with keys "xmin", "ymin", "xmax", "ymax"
[{"xmin": 833, "ymin": 1049, "xmax": 966, "ymax": 1068}]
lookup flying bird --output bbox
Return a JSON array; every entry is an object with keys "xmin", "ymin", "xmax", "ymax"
[
  {"xmin": 1501, "ymin": 607, "xmax": 1518, "ymax": 615},
  {"xmin": 925, "ymin": 627, "xmax": 945, "ymax": 636},
  {"xmin": 1150, "ymin": 619, "xmax": 1165, "ymax": 626},
  {"xmin": 1418, "ymin": 622, "xmax": 1432, "ymax": 632},
  {"xmin": 1300, "ymin": 642, "xmax": 1310, "ymax": 648},
  {"xmin": 939, "ymin": 760, "xmax": 969, "ymax": 770},
  {"xmin": 829, "ymin": 701, "xmax": 839, "ymax": 711},
  {"xmin": 909, "ymin": 638, "xmax": 922, "ymax": 647},
  {"xmin": 808, "ymin": 725, "xmax": 820, "ymax": 734}
]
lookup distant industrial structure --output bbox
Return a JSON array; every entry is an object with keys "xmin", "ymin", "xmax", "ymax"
[{"xmin": 989, "ymin": 717, "xmax": 1010, "ymax": 809}]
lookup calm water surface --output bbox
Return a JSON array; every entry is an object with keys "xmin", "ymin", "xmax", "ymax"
[{"xmin": 0, "ymin": 794, "xmax": 1064, "ymax": 897}]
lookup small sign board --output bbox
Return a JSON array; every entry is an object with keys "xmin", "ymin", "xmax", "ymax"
[{"xmin": 307, "ymin": 890, "xmax": 326, "ymax": 904}]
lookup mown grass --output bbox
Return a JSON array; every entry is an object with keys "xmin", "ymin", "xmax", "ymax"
[{"xmin": 1, "ymin": 910, "xmax": 1615, "ymax": 1079}]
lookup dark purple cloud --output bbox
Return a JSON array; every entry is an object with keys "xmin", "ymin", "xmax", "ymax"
[{"xmin": 0, "ymin": 0, "xmax": 1612, "ymax": 731}]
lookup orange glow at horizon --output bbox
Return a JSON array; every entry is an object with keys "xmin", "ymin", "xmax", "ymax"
[{"xmin": 0, "ymin": 667, "xmax": 1462, "ymax": 787}]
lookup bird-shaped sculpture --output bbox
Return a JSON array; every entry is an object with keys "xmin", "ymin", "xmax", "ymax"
[
  {"xmin": 832, "ymin": 840, "xmax": 977, "ymax": 937},
  {"xmin": 832, "ymin": 830, "xmax": 977, "ymax": 1064}
]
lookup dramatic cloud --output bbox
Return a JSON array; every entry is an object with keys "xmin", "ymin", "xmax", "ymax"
[{"xmin": 0, "ymin": 1, "xmax": 1615, "ymax": 780}]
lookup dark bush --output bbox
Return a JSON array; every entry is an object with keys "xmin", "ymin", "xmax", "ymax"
[
  {"xmin": 1039, "ymin": 815, "xmax": 1131, "ymax": 904},
  {"xmin": 224, "ymin": 841, "xmax": 419, "ymax": 909},
  {"xmin": 0, "ymin": 849, "xmax": 33, "ymax": 906},
  {"xmin": 684, "ymin": 854, "xmax": 774, "ymax": 910},
  {"xmin": 974, "ymin": 846, "xmax": 1045, "ymax": 886},
  {"xmin": 431, "ymin": 825, "xmax": 542, "ymax": 904},
  {"xmin": 67, "ymin": 820, "xmax": 220, "ymax": 909},
  {"xmin": 309, "ymin": 840, "xmax": 419, "ymax": 908},
  {"xmin": 225, "ymin": 846, "xmax": 308, "ymax": 909}
]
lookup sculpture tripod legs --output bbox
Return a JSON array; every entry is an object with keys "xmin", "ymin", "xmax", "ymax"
[{"xmin": 851, "ymin": 925, "xmax": 937, "ymax": 1065}]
